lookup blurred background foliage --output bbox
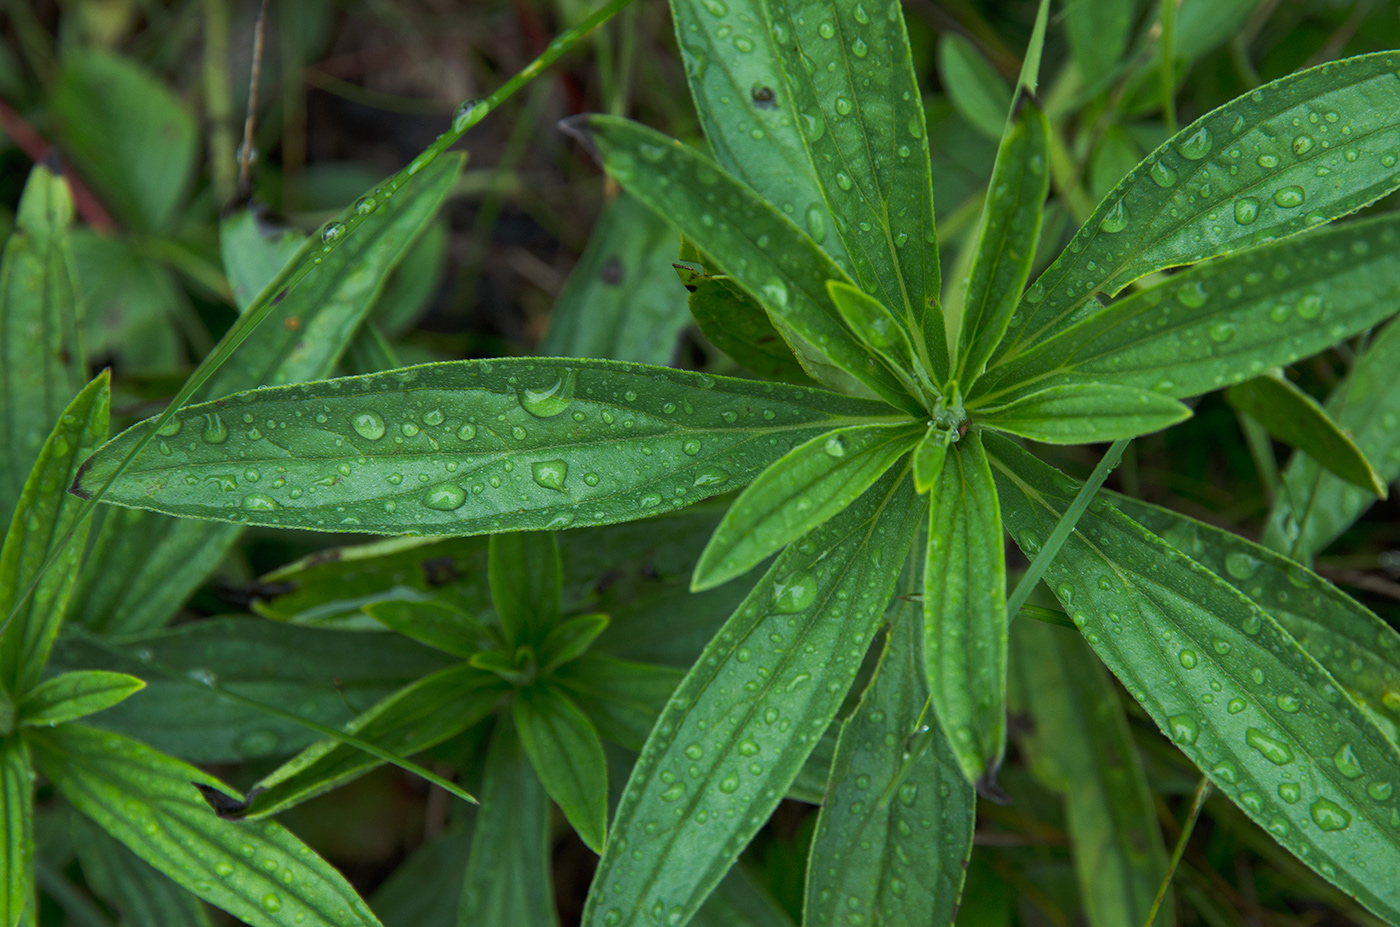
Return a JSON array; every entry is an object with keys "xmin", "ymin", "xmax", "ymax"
[{"xmin": 4, "ymin": 0, "xmax": 1400, "ymax": 924}]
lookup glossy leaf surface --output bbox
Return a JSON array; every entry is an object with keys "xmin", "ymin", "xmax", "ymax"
[
  {"xmin": 1, "ymin": 737, "xmax": 32, "ymax": 927},
  {"xmin": 76, "ymin": 359, "xmax": 886, "ymax": 536},
  {"xmin": 956, "ymin": 97, "xmax": 1049, "ymax": 383},
  {"xmin": 1, "ymin": 373, "xmax": 108, "ymax": 696},
  {"xmin": 513, "ymin": 685, "xmax": 610, "ymax": 853},
  {"xmin": 1109, "ymin": 493, "xmax": 1400, "ymax": 738},
  {"xmin": 667, "ymin": 0, "xmax": 843, "ymax": 266},
  {"xmin": 555, "ymin": 656, "xmax": 683, "ymax": 752},
  {"xmin": 584, "ymin": 470, "xmax": 922, "ymax": 927},
  {"xmin": 490, "ymin": 532, "xmax": 561, "ymax": 645},
  {"xmin": 19, "ymin": 671, "xmax": 144, "ymax": 727},
  {"xmin": 923, "ymin": 432, "xmax": 1007, "ymax": 784},
  {"xmin": 33, "ymin": 725, "xmax": 384, "ymax": 927},
  {"xmin": 998, "ymin": 51, "xmax": 1400, "ymax": 361},
  {"xmin": 1226, "ymin": 373, "xmax": 1385, "ymax": 496},
  {"xmin": 695, "ymin": 422, "xmax": 922, "ymax": 590},
  {"xmin": 976, "ymin": 384, "xmax": 1191, "ymax": 444},
  {"xmin": 246, "ymin": 664, "xmax": 501, "ymax": 818},
  {"xmin": 765, "ymin": 0, "xmax": 942, "ymax": 361},
  {"xmin": 360, "ymin": 601, "xmax": 479, "ymax": 658},
  {"xmin": 975, "ymin": 214, "xmax": 1400, "ymax": 407},
  {"xmin": 1266, "ymin": 318, "xmax": 1400, "ymax": 557},
  {"xmin": 1011, "ymin": 619, "xmax": 1172, "ymax": 927},
  {"xmin": 568, "ymin": 116, "xmax": 914, "ymax": 409},
  {"xmin": 826, "ymin": 282, "xmax": 922, "ymax": 394},
  {"xmin": 73, "ymin": 814, "xmax": 210, "ymax": 927},
  {"xmin": 684, "ymin": 270, "xmax": 811, "ymax": 383},
  {"xmin": 459, "ymin": 722, "xmax": 558, "ymax": 927},
  {"xmin": 0, "ymin": 163, "xmax": 85, "ymax": 529},
  {"xmin": 987, "ymin": 434, "xmax": 1400, "ymax": 923},
  {"xmin": 804, "ymin": 576, "xmax": 974, "ymax": 927}
]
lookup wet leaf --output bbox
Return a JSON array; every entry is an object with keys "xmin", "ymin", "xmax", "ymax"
[
  {"xmin": 18, "ymin": 671, "xmax": 144, "ymax": 728},
  {"xmin": 1, "ymin": 736, "xmax": 33, "ymax": 927},
  {"xmin": 976, "ymin": 383, "xmax": 1191, "ymax": 444},
  {"xmin": 72, "ymin": 815, "xmax": 210, "ymax": 927},
  {"xmin": 683, "ymin": 268, "xmax": 811, "ymax": 383}
]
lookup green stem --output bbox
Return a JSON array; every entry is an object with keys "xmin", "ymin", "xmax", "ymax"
[
  {"xmin": 1158, "ymin": 0, "xmax": 1178, "ymax": 134},
  {"xmin": 203, "ymin": 0, "xmax": 237, "ymax": 205},
  {"xmin": 0, "ymin": 0, "xmax": 639, "ymax": 639},
  {"xmin": 66, "ymin": 628, "xmax": 478, "ymax": 808},
  {"xmin": 1145, "ymin": 775, "xmax": 1212, "ymax": 927},
  {"xmin": 1006, "ymin": 437, "xmax": 1129, "ymax": 620}
]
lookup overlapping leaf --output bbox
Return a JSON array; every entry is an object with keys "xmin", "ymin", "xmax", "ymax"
[
  {"xmin": 76, "ymin": 359, "xmax": 887, "ymax": 536},
  {"xmin": 988, "ymin": 434, "xmax": 1400, "ymax": 923},
  {"xmin": 513, "ymin": 685, "xmax": 609, "ymax": 853},
  {"xmin": 583, "ymin": 469, "xmax": 921, "ymax": 927},
  {"xmin": 997, "ymin": 51, "xmax": 1400, "ymax": 362},
  {"xmin": 18, "ymin": 671, "xmax": 144, "ymax": 727},
  {"xmin": 73, "ymin": 815, "xmax": 211, "ymax": 927},
  {"xmin": 976, "ymin": 383, "xmax": 1191, "ymax": 444},
  {"xmin": 1, "ymin": 737, "xmax": 32, "ymax": 927}
]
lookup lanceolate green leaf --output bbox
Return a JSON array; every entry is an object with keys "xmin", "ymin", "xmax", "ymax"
[
  {"xmin": 490, "ymin": 532, "xmax": 561, "ymax": 645},
  {"xmin": 976, "ymin": 384, "xmax": 1190, "ymax": 444},
  {"xmin": 360, "ymin": 601, "xmax": 480, "ymax": 658},
  {"xmin": 554, "ymin": 656, "xmax": 683, "ymax": 751},
  {"xmin": 72, "ymin": 816, "xmax": 211, "ymax": 927},
  {"xmin": 955, "ymin": 98, "xmax": 1049, "ymax": 383},
  {"xmin": 244, "ymin": 664, "xmax": 501, "ymax": 818},
  {"xmin": 69, "ymin": 155, "xmax": 464, "ymax": 636},
  {"xmin": 1226, "ymin": 373, "xmax": 1386, "ymax": 497},
  {"xmin": 974, "ymin": 214, "xmax": 1400, "ymax": 407},
  {"xmin": 997, "ymin": 50, "xmax": 1400, "ymax": 362},
  {"xmin": 1265, "ymin": 318, "xmax": 1400, "ymax": 558},
  {"xmin": 19, "ymin": 671, "xmax": 144, "ymax": 727},
  {"xmin": 513, "ymin": 685, "xmax": 609, "ymax": 853},
  {"xmin": 987, "ymin": 434, "xmax": 1400, "ymax": 923},
  {"xmin": 567, "ymin": 116, "xmax": 915, "ymax": 410},
  {"xmin": 583, "ymin": 469, "xmax": 922, "ymax": 927},
  {"xmin": 1065, "ymin": 0, "xmax": 1133, "ymax": 87},
  {"xmin": 0, "ymin": 163, "xmax": 85, "ymax": 529},
  {"xmin": 936, "ymin": 35, "xmax": 1011, "ymax": 141},
  {"xmin": 804, "ymin": 571, "xmax": 974, "ymax": 927},
  {"xmin": 694, "ymin": 422, "xmax": 922, "ymax": 590},
  {"xmin": 923, "ymin": 431, "xmax": 1007, "ymax": 785},
  {"xmin": 826, "ymin": 282, "xmax": 923, "ymax": 396},
  {"xmin": 2, "ymin": 736, "xmax": 33, "ymax": 927},
  {"xmin": 1108, "ymin": 493, "xmax": 1400, "ymax": 738},
  {"xmin": 683, "ymin": 270, "xmax": 811, "ymax": 383},
  {"xmin": 539, "ymin": 192, "xmax": 689, "ymax": 366},
  {"xmin": 1011, "ymin": 619, "xmax": 1172, "ymax": 927},
  {"xmin": 32, "ymin": 725, "xmax": 385, "ymax": 927},
  {"xmin": 459, "ymin": 722, "xmax": 558, "ymax": 927},
  {"xmin": 0, "ymin": 372, "xmax": 108, "ymax": 696},
  {"xmin": 75, "ymin": 359, "xmax": 886, "ymax": 536},
  {"xmin": 764, "ymin": 0, "xmax": 944, "ymax": 367},
  {"xmin": 667, "ymin": 0, "xmax": 845, "ymax": 267}
]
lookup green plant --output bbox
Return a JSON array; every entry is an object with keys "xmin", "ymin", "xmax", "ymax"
[{"xmin": 7, "ymin": 0, "xmax": 1400, "ymax": 925}]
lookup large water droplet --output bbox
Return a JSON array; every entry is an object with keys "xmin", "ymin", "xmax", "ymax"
[
  {"xmin": 1169, "ymin": 715, "xmax": 1198, "ymax": 744},
  {"xmin": 519, "ymin": 370, "xmax": 578, "ymax": 418},
  {"xmin": 1234, "ymin": 197, "xmax": 1260, "ymax": 225},
  {"xmin": 202, "ymin": 414, "xmax": 229, "ymax": 444},
  {"xmin": 1295, "ymin": 293, "xmax": 1323, "ymax": 319},
  {"xmin": 1368, "ymin": 780, "xmax": 1393, "ymax": 801},
  {"xmin": 807, "ymin": 205, "xmax": 828, "ymax": 242},
  {"xmin": 660, "ymin": 782, "xmax": 686, "ymax": 801},
  {"xmin": 261, "ymin": 893, "xmax": 283, "ymax": 913},
  {"xmin": 1309, "ymin": 797, "xmax": 1352, "ymax": 831},
  {"xmin": 773, "ymin": 572, "xmax": 817, "ymax": 613},
  {"xmin": 1273, "ymin": 185, "xmax": 1306, "ymax": 209},
  {"xmin": 818, "ymin": 21, "xmax": 836, "ymax": 38},
  {"xmin": 321, "ymin": 222, "xmax": 347, "ymax": 244},
  {"xmin": 352, "ymin": 411, "xmax": 385, "ymax": 440},
  {"xmin": 458, "ymin": 423, "xmax": 477, "ymax": 441},
  {"xmin": 1225, "ymin": 551, "xmax": 1261, "ymax": 579},
  {"xmin": 1333, "ymin": 743, "xmax": 1364, "ymax": 779},
  {"xmin": 156, "ymin": 416, "xmax": 182, "ymax": 437},
  {"xmin": 424, "ymin": 483, "xmax": 467, "ymax": 511},
  {"xmin": 242, "ymin": 493, "xmax": 278, "ymax": 512},
  {"xmin": 354, "ymin": 195, "xmax": 377, "ymax": 217},
  {"xmin": 1292, "ymin": 134, "xmax": 1314, "ymax": 155},
  {"xmin": 452, "ymin": 98, "xmax": 486, "ymax": 133},
  {"xmin": 1278, "ymin": 781, "xmax": 1301, "ymax": 804},
  {"xmin": 692, "ymin": 467, "xmax": 728, "ymax": 487},
  {"xmin": 1178, "ymin": 126, "xmax": 1213, "ymax": 160},
  {"xmin": 1150, "ymin": 160, "xmax": 1177, "ymax": 187},
  {"xmin": 531, "ymin": 460, "xmax": 568, "ymax": 491},
  {"xmin": 1208, "ymin": 321, "xmax": 1237, "ymax": 343},
  {"xmin": 1179, "ymin": 649, "xmax": 1198, "ymax": 668},
  {"xmin": 1099, "ymin": 199, "xmax": 1129, "ymax": 233},
  {"xmin": 1246, "ymin": 727, "xmax": 1294, "ymax": 765}
]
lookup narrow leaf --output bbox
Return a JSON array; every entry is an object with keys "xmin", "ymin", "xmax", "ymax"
[
  {"xmin": 1108, "ymin": 493, "xmax": 1400, "ymax": 738},
  {"xmin": 74, "ymin": 359, "xmax": 887, "ymax": 536},
  {"xmin": 361, "ymin": 600, "xmax": 480, "ymax": 658},
  {"xmin": 459, "ymin": 722, "xmax": 558, "ymax": 927},
  {"xmin": 826, "ymin": 282, "xmax": 924, "ymax": 397},
  {"xmin": 513, "ymin": 685, "xmax": 610, "ymax": 853},
  {"xmin": 997, "ymin": 51, "xmax": 1400, "ymax": 362},
  {"xmin": 0, "ymin": 163, "xmax": 85, "ymax": 528},
  {"xmin": 244, "ymin": 664, "xmax": 501, "ymax": 818},
  {"xmin": 987, "ymin": 433, "xmax": 1400, "ymax": 924},
  {"xmin": 765, "ymin": 0, "xmax": 945, "ymax": 366},
  {"xmin": 541, "ymin": 613, "xmax": 610, "ymax": 675},
  {"xmin": 976, "ymin": 383, "xmax": 1191, "ymax": 444},
  {"xmin": 554, "ymin": 656, "xmax": 683, "ymax": 752},
  {"xmin": 1226, "ymin": 373, "xmax": 1386, "ymax": 497},
  {"xmin": 667, "ymin": 0, "xmax": 845, "ymax": 267},
  {"xmin": 582, "ymin": 469, "xmax": 922, "ymax": 927},
  {"xmin": 923, "ymin": 431, "xmax": 1007, "ymax": 785},
  {"xmin": 490, "ymin": 532, "xmax": 561, "ymax": 645},
  {"xmin": 975, "ymin": 214, "xmax": 1400, "ymax": 407},
  {"xmin": 31, "ymin": 725, "xmax": 385, "ymax": 927},
  {"xmin": 936, "ymin": 35, "xmax": 1011, "ymax": 141},
  {"xmin": 540, "ymin": 192, "xmax": 689, "ymax": 365},
  {"xmin": 955, "ymin": 98, "xmax": 1049, "ymax": 383},
  {"xmin": 565, "ymin": 116, "xmax": 916, "ymax": 410},
  {"xmin": 1, "ymin": 737, "xmax": 33, "ymax": 927},
  {"xmin": 72, "ymin": 815, "xmax": 211, "ymax": 927},
  {"xmin": 1066, "ymin": 0, "xmax": 1134, "ymax": 87},
  {"xmin": 1265, "ymin": 318, "xmax": 1400, "ymax": 556},
  {"xmin": 0, "ymin": 372, "xmax": 108, "ymax": 695},
  {"xmin": 1011, "ymin": 619, "xmax": 1173, "ymax": 927},
  {"xmin": 911, "ymin": 427, "xmax": 949, "ymax": 494},
  {"xmin": 803, "ymin": 571, "xmax": 974, "ymax": 927},
  {"xmin": 19, "ymin": 671, "xmax": 144, "ymax": 727},
  {"xmin": 694, "ymin": 422, "xmax": 922, "ymax": 590},
  {"xmin": 683, "ymin": 269, "xmax": 811, "ymax": 383}
]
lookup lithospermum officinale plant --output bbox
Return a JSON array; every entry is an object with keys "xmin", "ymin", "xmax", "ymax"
[{"xmin": 52, "ymin": 0, "xmax": 1400, "ymax": 924}]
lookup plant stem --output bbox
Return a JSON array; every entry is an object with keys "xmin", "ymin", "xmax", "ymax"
[{"xmin": 1145, "ymin": 775, "xmax": 1212, "ymax": 927}]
